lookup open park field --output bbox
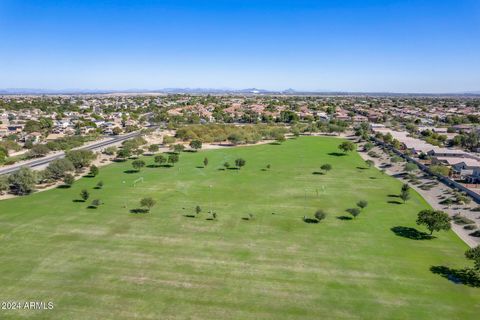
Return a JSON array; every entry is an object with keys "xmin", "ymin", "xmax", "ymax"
[{"xmin": 0, "ymin": 137, "xmax": 478, "ymax": 319}]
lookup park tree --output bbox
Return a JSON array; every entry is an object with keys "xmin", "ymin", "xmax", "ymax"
[
  {"xmin": 148, "ymin": 144, "xmax": 159, "ymax": 153},
  {"xmin": 314, "ymin": 209, "xmax": 327, "ymax": 222},
  {"xmin": 416, "ymin": 210, "xmax": 451, "ymax": 235},
  {"xmin": 227, "ymin": 133, "xmax": 243, "ymax": 145},
  {"xmin": 203, "ymin": 157, "xmax": 209, "ymax": 167},
  {"xmin": 116, "ymin": 148, "xmax": 131, "ymax": 159},
  {"xmin": 132, "ymin": 159, "xmax": 146, "ymax": 171},
  {"xmin": 0, "ymin": 148, "xmax": 7, "ymax": 163},
  {"xmin": 338, "ymin": 141, "xmax": 356, "ymax": 153},
  {"xmin": 465, "ymin": 246, "xmax": 480, "ymax": 271},
  {"xmin": 66, "ymin": 150, "xmax": 96, "ymax": 169},
  {"xmin": 80, "ymin": 189, "xmax": 90, "ymax": 202},
  {"xmin": 321, "ymin": 164, "xmax": 332, "ymax": 173},
  {"xmin": 112, "ymin": 127, "xmax": 122, "ymax": 135},
  {"xmin": 168, "ymin": 154, "xmax": 179, "ymax": 166},
  {"xmin": 347, "ymin": 208, "xmax": 361, "ymax": 219},
  {"xmin": 357, "ymin": 200, "xmax": 368, "ymax": 210},
  {"xmin": 89, "ymin": 165, "xmax": 99, "ymax": 177},
  {"xmin": 172, "ymin": 144, "xmax": 185, "ymax": 154},
  {"xmin": 45, "ymin": 158, "xmax": 75, "ymax": 180},
  {"xmin": 189, "ymin": 140, "xmax": 202, "ymax": 151},
  {"xmin": 63, "ymin": 174, "xmax": 75, "ymax": 186},
  {"xmin": 103, "ymin": 146, "xmax": 117, "ymax": 156},
  {"xmin": 196, "ymin": 205, "xmax": 202, "ymax": 215},
  {"xmin": 0, "ymin": 175, "xmax": 9, "ymax": 195},
  {"xmin": 154, "ymin": 154, "xmax": 167, "ymax": 166},
  {"xmin": 235, "ymin": 158, "xmax": 246, "ymax": 169},
  {"xmin": 91, "ymin": 199, "xmax": 102, "ymax": 208},
  {"xmin": 224, "ymin": 162, "xmax": 231, "ymax": 169},
  {"xmin": 28, "ymin": 144, "xmax": 50, "ymax": 158},
  {"xmin": 274, "ymin": 132, "xmax": 286, "ymax": 143},
  {"xmin": 96, "ymin": 181, "xmax": 104, "ymax": 189},
  {"xmin": 365, "ymin": 160, "xmax": 374, "ymax": 168},
  {"xmin": 140, "ymin": 197, "xmax": 156, "ymax": 212},
  {"xmin": 400, "ymin": 189, "xmax": 411, "ymax": 203},
  {"xmin": 8, "ymin": 167, "xmax": 36, "ymax": 195}
]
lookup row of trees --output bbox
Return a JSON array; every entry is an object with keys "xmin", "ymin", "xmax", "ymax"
[
  {"xmin": 0, "ymin": 150, "xmax": 96, "ymax": 196},
  {"xmin": 175, "ymin": 124, "xmax": 288, "ymax": 145},
  {"xmin": 223, "ymin": 158, "xmax": 246, "ymax": 170}
]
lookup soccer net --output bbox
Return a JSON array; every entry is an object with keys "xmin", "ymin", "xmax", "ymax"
[{"xmin": 133, "ymin": 177, "xmax": 144, "ymax": 187}]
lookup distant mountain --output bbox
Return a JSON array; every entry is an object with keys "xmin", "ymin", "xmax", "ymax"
[{"xmin": 1, "ymin": 88, "xmax": 479, "ymax": 97}]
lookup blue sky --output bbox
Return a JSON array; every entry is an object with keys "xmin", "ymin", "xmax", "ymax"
[{"xmin": 0, "ymin": 0, "xmax": 479, "ymax": 92}]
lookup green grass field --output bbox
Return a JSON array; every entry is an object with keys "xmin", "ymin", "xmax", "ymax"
[{"xmin": 0, "ymin": 137, "xmax": 478, "ymax": 319}]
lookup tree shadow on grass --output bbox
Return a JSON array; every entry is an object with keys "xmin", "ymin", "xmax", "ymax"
[
  {"xmin": 388, "ymin": 200, "xmax": 403, "ymax": 205},
  {"xmin": 72, "ymin": 199, "xmax": 85, "ymax": 203},
  {"xmin": 146, "ymin": 164, "xmax": 159, "ymax": 168},
  {"xmin": 87, "ymin": 206, "xmax": 98, "ymax": 209},
  {"xmin": 183, "ymin": 214, "xmax": 196, "ymax": 218},
  {"xmin": 130, "ymin": 208, "xmax": 149, "ymax": 214},
  {"xmin": 124, "ymin": 169, "xmax": 139, "ymax": 174},
  {"xmin": 356, "ymin": 166, "xmax": 368, "ymax": 170},
  {"xmin": 57, "ymin": 185, "xmax": 71, "ymax": 189},
  {"xmin": 196, "ymin": 166, "xmax": 205, "ymax": 169},
  {"xmin": 303, "ymin": 218, "xmax": 319, "ymax": 224},
  {"xmin": 391, "ymin": 226, "xmax": 435, "ymax": 240},
  {"xmin": 328, "ymin": 152, "xmax": 346, "ymax": 157},
  {"xmin": 269, "ymin": 142, "xmax": 282, "ymax": 145},
  {"xmin": 430, "ymin": 266, "xmax": 480, "ymax": 287},
  {"xmin": 336, "ymin": 215, "xmax": 352, "ymax": 220},
  {"xmin": 312, "ymin": 171, "xmax": 324, "ymax": 175},
  {"xmin": 388, "ymin": 194, "xmax": 400, "ymax": 198}
]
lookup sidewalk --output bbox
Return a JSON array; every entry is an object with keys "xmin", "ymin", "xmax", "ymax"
[{"xmin": 358, "ymin": 143, "xmax": 480, "ymax": 248}]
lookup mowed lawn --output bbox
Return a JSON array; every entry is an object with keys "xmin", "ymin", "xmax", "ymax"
[{"xmin": 0, "ymin": 137, "xmax": 478, "ymax": 319}]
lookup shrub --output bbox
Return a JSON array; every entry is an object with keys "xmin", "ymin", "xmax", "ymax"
[
  {"xmin": 357, "ymin": 200, "xmax": 368, "ymax": 209},
  {"xmin": 140, "ymin": 197, "xmax": 156, "ymax": 212},
  {"xmin": 63, "ymin": 174, "xmax": 75, "ymax": 186},
  {"xmin": 367, "ymin": 151, "xmax": 379, "ymax": 158},
  {"xmin": 453, "ymin": 215, "xmax": 475, "ymax": 225},
  {"xmin": 314, "ymin": 210, "xmax": 327, "ymax": 221}
]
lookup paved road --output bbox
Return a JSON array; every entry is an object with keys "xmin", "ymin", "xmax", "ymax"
[{"xmin": 0, "ymin": 130, "xmax": 145, "ymax": 175}]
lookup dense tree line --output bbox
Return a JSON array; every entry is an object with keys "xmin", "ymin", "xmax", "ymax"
[{"xmin": 175, "ymin": 124, "xmax": 288, "ymax": 145}]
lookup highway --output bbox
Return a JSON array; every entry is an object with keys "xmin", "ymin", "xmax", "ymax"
[{"xmin": 0, "ymin": 130, "xmax": 145, "ymax": 176}]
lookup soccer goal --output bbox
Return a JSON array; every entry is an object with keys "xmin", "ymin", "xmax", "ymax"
[{"xmin": 133, "ymin": 177, "xmax": 144, "ymax": 187}]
